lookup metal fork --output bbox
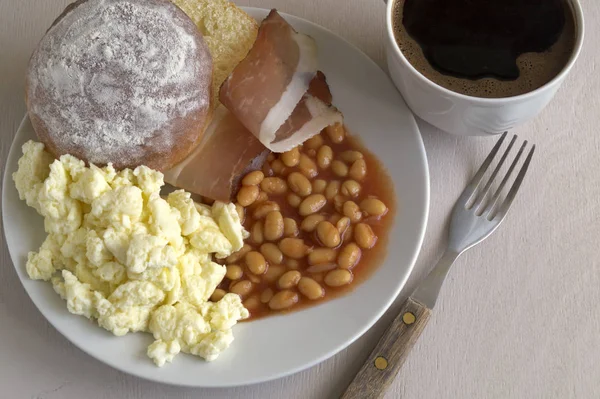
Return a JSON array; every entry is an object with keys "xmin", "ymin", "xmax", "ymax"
[{"xmin": 342, "ymin": 133, "xmax": 535, "ymax": 399}]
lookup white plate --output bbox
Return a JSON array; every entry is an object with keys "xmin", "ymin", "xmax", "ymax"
[{"xmin": 2, "ymin": 7, "xmax": 429, "ymax": 387}]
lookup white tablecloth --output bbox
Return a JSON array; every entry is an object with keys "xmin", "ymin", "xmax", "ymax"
[{"xmin": 1, "ymin": 1, "xmax": 599, "ymax": 398}]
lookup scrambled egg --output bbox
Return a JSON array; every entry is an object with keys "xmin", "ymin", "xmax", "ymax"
[{"xmin": 13, "ymin": 141, "xmax": 250, "ymax": 366}]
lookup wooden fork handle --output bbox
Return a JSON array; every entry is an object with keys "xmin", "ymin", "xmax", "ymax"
[{"xmin": 341, "ymin": 297, "xmax": 432, "ymax": 399}]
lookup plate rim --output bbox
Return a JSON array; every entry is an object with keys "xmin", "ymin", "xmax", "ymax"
[{"xmin": 2, "ymin": 6, "xmax": 430, "ymax": 387}]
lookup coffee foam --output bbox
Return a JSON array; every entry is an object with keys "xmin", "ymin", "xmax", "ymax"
[{"xmin": 392, "ymin": 0, "xmax": 576, "ymax": 98}]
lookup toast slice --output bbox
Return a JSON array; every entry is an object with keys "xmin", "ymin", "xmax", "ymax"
[{"xmin": 171, "ymin": 0, "xmax": 258, "ymax": 107}]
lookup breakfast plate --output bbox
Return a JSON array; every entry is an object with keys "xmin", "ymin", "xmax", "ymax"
[{"xmin": 2, "ymin": 7, "xmax": 429, "ymax": 387}]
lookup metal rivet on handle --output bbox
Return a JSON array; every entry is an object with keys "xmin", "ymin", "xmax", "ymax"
[
  {"xmin": 402, "ymin": 312, "xmax": 416, "ymax": 325},
  {"xmin": 374, "ymin": 356, "xmax": 388, "ymax": 370}
]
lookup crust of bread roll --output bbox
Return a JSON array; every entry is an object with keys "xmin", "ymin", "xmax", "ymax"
[{"xmin": 26, "ymin": 0, "xmax": 213, "ymax": 172}]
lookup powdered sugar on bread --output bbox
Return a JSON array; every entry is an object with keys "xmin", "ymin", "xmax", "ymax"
[{"xmin": 27, "ymin": 0, "xmax": 212, "ymax": 170}]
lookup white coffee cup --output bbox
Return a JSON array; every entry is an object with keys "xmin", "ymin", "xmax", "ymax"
[{"xmin": 384, "ymin": 0, "xmax": 585, "ymax": 136}]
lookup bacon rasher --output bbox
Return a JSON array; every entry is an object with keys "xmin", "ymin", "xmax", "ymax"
[
  {"xmin": 163, "ymin": 106, "xmax": 270, "ymax": 202},
  {"xmin": 220, "ymin": 10, "xmax": 342, "ymax": 152},
  {"xmin": 164, "ymin": 10, "xmax": 340, "ymax": 201}
]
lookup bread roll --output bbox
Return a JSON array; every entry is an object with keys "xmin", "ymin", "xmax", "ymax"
[{"xmin": 26, "ymin": 0, "xmax": 213, "ymax": 171}]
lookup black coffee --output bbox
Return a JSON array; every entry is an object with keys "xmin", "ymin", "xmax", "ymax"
[{"xmin": 392, "ymin": 0, "xmax": 576, "ymax": 98}]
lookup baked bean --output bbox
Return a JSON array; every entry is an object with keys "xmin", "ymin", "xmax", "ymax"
[
  {"xmin": 287, "ymin": 193, "xmax": 302, "ymax": 208},
  {"xmin": 312, "ymin": 179, "xmax": 327, "ymax": 195},
  {"xmin": 226, "ymin": 244, "xmax": 252, "ymax": 264},
  {"xmin": 267, "ymin": 153, "xmax": 276, "ymax": 162},
  {"xmin": 308, "ymin": 248, "xmax": 337, "ymax": 265},
  {"xmin": 307, "ymin": 149, "xmax": 317, "ymax": 157},
  {"xmin": 340, "ymin": 150, "xmax": 364, "ymax": 163},
  {"xmin": 281, "ymin": 147, "xmax": 300, "ymax": 167},
  {"xmin": 283, "ymin": 218, "xmax": 299, "ymax": 237},
  {"xmin": 246, "ymin": 251, "xmax": 267, "ymax": 275},
  {"xmin": 264, "ymin": 265, "xmax": 286, "ymax": 283},
  {"xmin": 260, "ymin": 243, "xmax": 283, "ymax": 265},
  {"xmin": 279, "ymin": 238, "xmax": 311, "ymax": 259},
  {"xmin": 264, "ymin": 211, "xmax": 284, "ymax": 241},
  {"xmin": 304, "ymin": 134, "xmax": 324, "ymax": 150},
  {"xmin": 341, "ymin": 180, "xmax": 361, "ymax": 197},
  {"xmin": 236, "ymin": 185, "xmax": 259, "ymax": 207},
  {"xmin": 246, "ymin": 272, "xmax": 261, "ymax": 284},
  {"xmin": 256, "ymin": 191, "xmax": 269, "ymax": 204},
  {"xmin": 235, "ymin": 203, "xmax": 245, "ymax": 222},
  {"xmin": 316, "ymin": 221, "xmax": 341, "ymax": 248},
  {"xmin": 331, "ymin": 160, "xmax": 349, "ymax": 177},
  {"xmin": 271, "ymin": 159, "xmax": 286, "ymax": 175},
  {"xmin": 336, "ymin": 217, "xmax": 351, "ymax": 236},
  {"xmin": 306, "ymin": 262, "xmax": 338, "ymax": 273},
  {"xmin": 355, "ymin": 223, "xmax": 378, "ymax": 248},
  {"xmin": 329, "ymin": 213, "xmax": 343, "ymax": 225},
  {"xmin": 287, "ymin": 172, "xmax": 312, "ymax": 196},
  {"xmin": 210, "ymin": 288, "xmax": 226, "ymax": 302},
  {"xmin": 360, "ymin": 198, "xmax": 388, "ymax": 216},
  {"xmin": 343, "ymin": 201, "xmax": 362, "ymax": 223},
  {"xmin": 333, "ymin": 195, "xmax": 348, "ymax": 212},
  {"xmin": 243, "ymin": 295, "xmax": 261, "ymax": 310},
  {"xmin": 250, "ymin": 221, "xmax": 264, "ymax": 245},
  {"xmin": 268, "ymin": 290, "xmax": 299, "ymax": 310},
  {"xmin": 300, "ymin": 214, "xmax": 326, "ymax": 232},
  {"xmin": 325, "ymin": 123, "xmax": 345, "ymax": 143},
  {"xmin": 242, "ymin": 170, "xmax": 264, "ymax": 186},
  {"xmin": 299, "ymin": 154, "xmax": 318, "ymax": 178},
  {"xmin": 298, "ymin": 277, "xmax": 324, "ymax": 300},
  {"xmin": 278, "ymin": 270, "xmax": 302, "ymax": 289},
  {"xmin": 325, "ymin": 180, "xmax": 341, "ymax": 201},
  {"xmin": 230, "ymin": 280, "xmax": 253, "ymax": 298},
  {"xmin": 317, "ymin": 145, "xmax": 333, "ymax": 169},
  {"xmin": 343, "ymin": 224, "xmax": 354, "ymax": 243},
  {"xmin": 253, "ymin": 201, "xmax": 280, "ymax": 219},
  {"xmin": 324, "ymin": 269, "xmax": 353, "ymax": 287},
  {"xmin": 299, "ymin": 194, "xmax": 327, "ymax": 216},
  {"xmin": 226, "ymin": 264, "xmax": 243, "ymax": 280},
  {"xmin": 260, "ymin": 288, "xmax": 274, "ymax": 303},
  {"xmin": 261, "ymin": 177, "xmax": 287, "ymax": 195},
  {"xmin": 349, "ymin": 159, "xmax": 367, "ymax": 181},
  {"xmin": 338, "ymin": 243, "xmax": 361, "ymax": 269},
  {"xmin": 286, "ymin": 258, "xmax": 300, "ymax": 269}
]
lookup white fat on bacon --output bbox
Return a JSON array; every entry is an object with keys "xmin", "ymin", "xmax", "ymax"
[
  {"xmin": 269, "ymin": 94, "xmax": 342, "ymax": 152},
  {"xmin": 220, "ymin": 9, "xmax": 342, "ymax": 152}
]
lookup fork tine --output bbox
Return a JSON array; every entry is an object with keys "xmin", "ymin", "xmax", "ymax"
[
  {"xmin": 464, "ymin": 132, "xmax": 507, "ymax": 208},
  {"xmin": 474, "ymin": 135, "xmax": 517, "ymax": 213},
  {"xmin": 487, "ymin": 143, "xmax": 535, "ymax": 219},
  {"xmin": 487, "ymin": 140, "xmax": 527, "ymax": 207},
  {"xmin": 488, "ymin": 144, "xmax": 535, "ymax": 219}
]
